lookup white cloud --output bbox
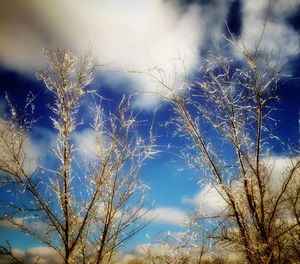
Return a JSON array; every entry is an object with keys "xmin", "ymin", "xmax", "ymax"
[
  {"xmin": 0, "ymin": 246, "xmax": 61, "ymax": 264},
  {"xmin": 0, "ymin": 119, "xmax": 37, "ymax": 176},
  {"xmin": 0, "ymin": 248, "xmax": 25, "ymax": 264},
  {"xmin": 72, "ymin": 128, "xmax": 112, "ymax": 161},
  {"xmin": 0, "ymin": 1, "xmax": 299, "ymax": 107},
  {"xmin": 182, "ymin": 156, "xmax": 300, "ymax": 216},
  {"xmin": 0, "ymin": 119, "xmax": 55, "ymax": 179},
  {"xmin": 25, "ymin": 246, "xmax": 62, "ymax": 264},
  {"xmin": 267, "ymin": 156, "xmax": 300, "ymax": 191},
  {"xmin": 239, "ymin": 0, "xmax": 299, "ymax": 61},
  {"xmin": 142, "ymin": 207, "xmax": 187, "ymax": 226},
  {"xmin": 0, "ymin": 0, "xmax": 204, "ymax": 107},
  {"xmin": 22, "ymin": 136, "xmax": 42, "ymax": 175},
  {"xmin": 182, "ymin": 184, "xmax": 227, "ymax": 215},
  {"xmin": 72, "ymin": 128, "xmax": 98, "ymax": 160}
]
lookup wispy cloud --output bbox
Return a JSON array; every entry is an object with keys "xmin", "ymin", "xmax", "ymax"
[
  {"xmin": 142, "ymin": 207, "xmax": 187, "ymax": 226},
  {"xmin": 0, "ymin": 217, "xmax": 47, "ymax": 232}
]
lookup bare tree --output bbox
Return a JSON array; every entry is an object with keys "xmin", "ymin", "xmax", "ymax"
[
  {"xmin": 0, "ymin": 49, "xmax": 156, "ymax": 264},
  {"xmin": 148, "ymin": 32, "xmax": 300, "ymax": 262}
]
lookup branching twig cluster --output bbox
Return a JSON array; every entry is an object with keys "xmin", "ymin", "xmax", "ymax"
[{"xmin": 0, "ymin": 49, "xmax": 156, "ymax": 264}]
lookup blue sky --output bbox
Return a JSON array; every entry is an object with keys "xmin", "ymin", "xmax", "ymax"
[{"xmin": 0, "ymin": 0, "xmax": 300, "ymax": 258}]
